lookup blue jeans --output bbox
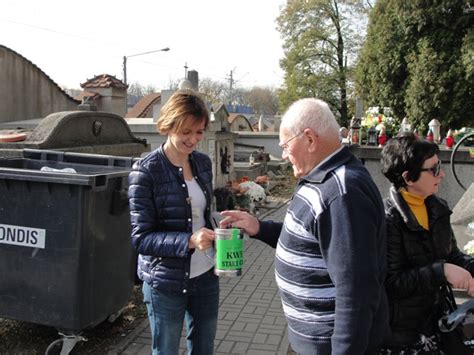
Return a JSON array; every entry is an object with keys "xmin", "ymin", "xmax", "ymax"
[{"xmin": 142, "ymin": 269, "xmax": 219, "ymax": 355}]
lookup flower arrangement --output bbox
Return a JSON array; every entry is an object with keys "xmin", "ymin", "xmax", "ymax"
[
  {"xmin": 462, "ymin": 222, "xmax": 474, "ymax": 256},
  {"xmin": 239, "ymin": 176, "xmax": 250, "ymax": 183},
  {"xmin": 453, "ymin": 127, "xmax": 474, "ymax": 147},
  {"xmin": 239, "ymin": 181, "xmax": 266, "ymax": 204},
  {"xmin": 361, "ymin": 106, "xmax": 395, "ymax": 131},
  {"xmin": 464, "ymin": 239, "xmax": 474, "ymax": 256},
  {"xmin": 217, "ymin": 176, "xmax": 269, "ymax": 214},
  {"xmin": 361, "ymin": 107, "xmax": 397, "ymax": 136}
]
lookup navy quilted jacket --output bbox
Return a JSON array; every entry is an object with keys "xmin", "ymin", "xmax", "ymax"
[{"xmin": 128, "ymin": 145, "xmax": 213, "ymax": 293}]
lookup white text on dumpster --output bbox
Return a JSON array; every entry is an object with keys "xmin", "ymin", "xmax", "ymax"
[{"xmin": 0, "ymin": 224, "xmax": 46, "ymax": 249}]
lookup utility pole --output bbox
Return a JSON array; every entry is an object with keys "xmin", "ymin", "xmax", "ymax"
[{"xmin": 227, "ymin": 69, "xmax": 234, "ymax": 105}]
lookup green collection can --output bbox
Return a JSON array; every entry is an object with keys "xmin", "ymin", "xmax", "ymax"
[{"xmin": 214, "ymin": 228, "xmax": 244, "ymax": 277}]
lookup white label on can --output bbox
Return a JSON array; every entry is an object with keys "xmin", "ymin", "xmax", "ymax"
[{"xmin": 0, "ymin": 224, "xmax": 46, "ymax": 249}]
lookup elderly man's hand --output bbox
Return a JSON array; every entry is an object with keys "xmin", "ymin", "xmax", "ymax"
[{"xmin": 219, "ymin": 210, "xmax": 260, "ymax": 236}]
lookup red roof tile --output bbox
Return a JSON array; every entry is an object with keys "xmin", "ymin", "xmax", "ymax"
[
  {"xmin": 126, "ymin": 93, "xmax": 161, "ymax": 118},
  {"xmin": 80, "ymin": 74, "xmax": 127, "ymax": 89}
]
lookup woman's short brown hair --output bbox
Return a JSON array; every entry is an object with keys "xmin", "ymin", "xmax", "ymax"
[{"xmin": 156, "ymin": 90, "xmax": 209, "ymax": 134}]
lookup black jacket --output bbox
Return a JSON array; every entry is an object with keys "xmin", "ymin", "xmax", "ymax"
[
  {"xmin": 128, "ymin": 145, "xmax": 213, "ymax": 294},
  {"xmin": 384, "ymin": 187, "xmax": 474, "ymax": 345}
]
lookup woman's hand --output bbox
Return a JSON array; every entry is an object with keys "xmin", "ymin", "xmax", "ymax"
[
  {"xmin": 444, "ymin": 263, "xmax": 474, "ymax": 294},
  {"xmin": 219, "ymin": 210, "xmax": 260, "ymax": 236},
  {"xmin": 189, "ymin": 228, "xmax": 215, "ymax": 250}
]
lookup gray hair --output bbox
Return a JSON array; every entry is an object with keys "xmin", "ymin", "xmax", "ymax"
[{"xmin": 280, "ymin": 98, "xmax": 340, "ymax": 139}]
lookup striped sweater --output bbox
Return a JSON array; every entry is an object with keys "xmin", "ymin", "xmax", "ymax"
[{"xmin": 256, "ymin": 147, "xmax": 389, "ymax": 355}]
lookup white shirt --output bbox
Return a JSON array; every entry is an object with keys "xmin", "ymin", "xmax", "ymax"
[{"xmin": 186, "ymin": 178, "xmax": 214, "ymax": 278}]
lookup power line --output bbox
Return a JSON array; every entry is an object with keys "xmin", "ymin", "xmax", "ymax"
[{"xmin": 0, "ymin": 18, "xmax": 121, "ymax": 46}]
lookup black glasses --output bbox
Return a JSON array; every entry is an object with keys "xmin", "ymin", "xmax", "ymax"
[{"xmin": 420, "ymin": 160, "xmax": 441, "ymax": 177}]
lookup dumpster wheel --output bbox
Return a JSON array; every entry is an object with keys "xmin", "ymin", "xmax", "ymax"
[
  {"xmin": 44, "ymin": 332, "xmax": 87, "ymax": 355},
  {"xmin": 107, "ymin": 305, "xmax": 128, "ymax": 323}
]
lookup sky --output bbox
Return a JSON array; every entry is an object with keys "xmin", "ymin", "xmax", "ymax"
[{"xmin": 1, "ymin": 0, "xmax": 287, "ymax": 90}]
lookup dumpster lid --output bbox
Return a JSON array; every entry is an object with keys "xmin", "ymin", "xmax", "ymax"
[{"xmin": 0, "ymin": 149, "xmax": 137, "ymax": 190}]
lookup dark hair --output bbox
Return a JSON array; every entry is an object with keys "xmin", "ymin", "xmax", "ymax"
[{"xmin": 381, "ymin": 133, "xmax": 440, "ymax": 189}]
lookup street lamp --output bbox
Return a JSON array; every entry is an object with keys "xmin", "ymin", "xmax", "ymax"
[{"xmin": 122, "ymin": 47, "xmax": 170, "ymax": 85}]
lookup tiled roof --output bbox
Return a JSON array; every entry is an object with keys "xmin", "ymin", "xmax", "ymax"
[
  {"xmin": 80, "ymin": 74, "xmax": 128, "ymax": 89},
  {"xmin": 125, "ymin": 93, "xmax": 161, "ymax": 118}
]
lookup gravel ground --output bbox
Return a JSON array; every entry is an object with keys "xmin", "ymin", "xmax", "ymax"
[{"xmin": 0, "ymin": 285, "xmax": 147, "ymax": 355}]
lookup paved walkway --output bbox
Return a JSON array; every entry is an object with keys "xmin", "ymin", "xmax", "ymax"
[{"xmin": 108, "ymin": 200, "xmax": 290, "ymax": 355}]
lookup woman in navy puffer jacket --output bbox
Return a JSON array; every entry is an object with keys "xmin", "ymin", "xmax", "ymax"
[{"xmin": 128, "ymin": 90, "xmax": 218, "ymax": 355}]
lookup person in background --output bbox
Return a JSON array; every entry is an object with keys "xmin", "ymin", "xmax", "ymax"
[
  {"xmin": 220, "ymin": 98, "xmax": 389, "ymax": 355},
  {"xmin": 380, "ymin": 133, "xmax": 474, "ymax": 354},
  {"xmin": 128, "ymin": 90, "xmax": 218, "ymax": 355}
]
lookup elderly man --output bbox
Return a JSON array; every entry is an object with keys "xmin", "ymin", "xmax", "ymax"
[{"xmin": 220, "ymin": 98, "xmax": 389, "ymax": 355}]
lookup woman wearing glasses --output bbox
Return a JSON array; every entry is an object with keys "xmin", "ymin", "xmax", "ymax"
[{"xmin": 380, "ymin": 133, "xmax": 474, "ymax": 354}]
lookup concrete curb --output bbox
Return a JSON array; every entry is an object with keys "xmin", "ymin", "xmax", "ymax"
[{"xmin": 278, "ymin": 328, "xmax": 290, "ymax": 355}]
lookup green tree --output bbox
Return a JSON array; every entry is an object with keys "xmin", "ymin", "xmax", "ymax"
[
  {"xmin": 277, "ymin": 0, "xmax": 369, "ymax": 127},
  {"xmin": 461, "ymin": 27, "xmax": 474, "ymax": 80},
  {"xmin": 355, "ymin": 0, "xmax": 408, "ymax": 119},
  {"xmin": 356, "ymin": 0, "xmax": 474, "ymax": 131}
]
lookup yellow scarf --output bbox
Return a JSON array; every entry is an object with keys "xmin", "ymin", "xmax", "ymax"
[{"xmin": 401, "ymin": 189, "xmax": 429, "ymax": 230}]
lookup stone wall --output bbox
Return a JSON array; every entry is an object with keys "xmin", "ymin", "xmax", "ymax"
[
  {"xmin": 128, "ymin": 127, "xmax": 473, "ymax": 208},
  {"xmin": 233, "ymin": 133, "xmax": 473, "ymax": 208},
  {"xmin": 0, "ymin": 45, "xmax": 79, "ymax": 123},
  {"xmin": 350, "ymin": 145, "xmax": 473, "ymax": 209}
]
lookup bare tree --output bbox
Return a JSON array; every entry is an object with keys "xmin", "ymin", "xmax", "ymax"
[
  {"xmin": 166, "ymin": 78, "xmax": 180, "ymax": 91},
  {"xmin": 199, "ymin": 77, "xmax": 227, "ymax": 108},
  {"xmin": 244, "ymin": 87, "xmax": 279, "ymax": 115},
  {"xmin": 127, "ymin": 82, "xmax": 158, "ymax": 97}
]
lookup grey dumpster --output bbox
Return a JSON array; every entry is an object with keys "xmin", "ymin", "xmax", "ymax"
[{"xmin": 0, "ymin": 149, "xmax": 135, "ymax": 336}]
